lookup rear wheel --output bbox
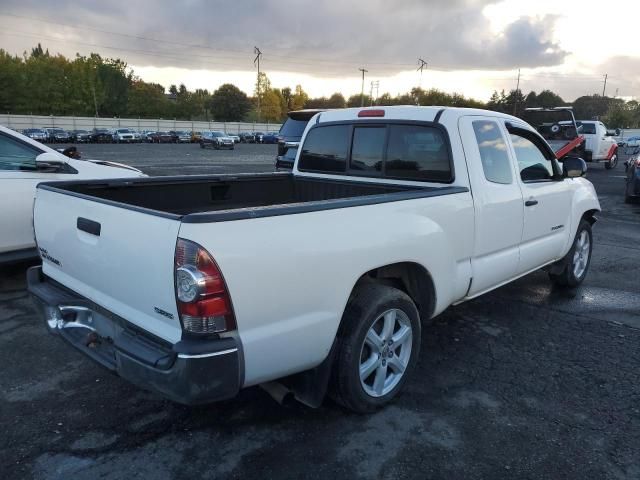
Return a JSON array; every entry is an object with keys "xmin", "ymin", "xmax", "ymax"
[
  {"xmin": 549, "ymin": 220, "xmax": 593, "ymax": 288},
  {"xmin": 330, "ymin": 284, "xmax": 421, "ymax": 413}
]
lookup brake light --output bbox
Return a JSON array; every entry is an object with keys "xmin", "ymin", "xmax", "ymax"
[
  {"xmin": 636, "ymin": 157, "xmax": 640, "ymax": 167},
  {"xmin": 358, "ymin": 109, "xmax": 385, "ymax": 117},
  {"xmin": 174, "ymin": 238, "xmax": 236, "ymax": 335}
]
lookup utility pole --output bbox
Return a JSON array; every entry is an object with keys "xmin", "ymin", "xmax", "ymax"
[
  {"xmin": 369, "ymin": 80, "xmax": 379, "ymax": 106},
  {"xmin": 602, "ymin": 73, "xmax": 608, "ymax": 97},
  {"xmin": 359, "ymin": 68, "xmax": 368, "ymax": 107},
  {"xmin": 417, "ymin": 58, "xmax": 427, "ymax": 89},
  {"xmin": 254, "ymin": 46, "xmax": 262, "ymax": 121},
  {"xmin": 513, "ymin": 68, "xmax": 521, "ymax": 116}
]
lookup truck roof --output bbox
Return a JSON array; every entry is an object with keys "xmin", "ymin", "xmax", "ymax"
[{"xmin": 313, "ymin": 105, "xmax": 523, "ymax": 125}]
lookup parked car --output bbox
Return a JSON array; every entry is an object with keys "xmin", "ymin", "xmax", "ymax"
[
  {"xmin": 191, "ymin": 131, "xmax": 203, "ymax": 143},
  {"xmin": 254, "ymin": 131, "xmax": 265, "ymax": 143},
  {"xmin": 622, "ymin": 136, "xmax": 640, "ymax": 149},
  {"xmin": 113, "ymin": 128, "xmax": 136, "ymax": 143},
  {"xmin": 0, "ymin": 124, "xmax": 144, "ymax": 264},
  {"xmin": 150, "ymin": 132, "xmax": 175, "ymax": 143},
  {"xmin": 22, "ymin": 128, "xmax": 48, "ymax": 143},
  {"xmin": 174, "ymin": 131, "xmax": 191, "ymax": 143},
  {"xmin": 200, "ymin": 131, "xmax": 235, "ymax": 150},
  {"xmin": 276, "ymin": 109, "xmax": 325, "ymax": 170},
  {"xmin": 140, "ymin": 131, "xmax": 156, "ymax": 143},
  {"xmin": 27, "ymin": 106, "xmax": 600, "ymax": 413},
  {"xmin": 43, "ymin": 128, "xmax": 71, "ymax": 143},
  {"xmin": 262, "ymin": 132, "xmax": 278, "ymax": 144},
  {"xmin": 91, "ymin": 129, "xmax": 114, "ymax": 143},
  {"xmin": 240, "ymin": 132, "xmax": 256, "ymax": 143},
  {"xmin": 624, "ymin": 152, "xmax": 640, "ymax": 203},
  {"xmin": 226, "ymin": 133, "xmax": 241, "ymax": 143},
  {"xmin": 70, "ymin": 130, "xmax": 91, "ymax": 143}
]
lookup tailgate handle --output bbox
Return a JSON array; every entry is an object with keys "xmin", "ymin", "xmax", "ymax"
[{"xmin": 77, "ymin": 217, "xmax": 101, "ymax": 236}]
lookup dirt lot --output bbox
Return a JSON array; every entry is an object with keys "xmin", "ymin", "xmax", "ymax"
[{"xmin": 1, "ymin": 144, "xmax": 639, "ymax": 480}]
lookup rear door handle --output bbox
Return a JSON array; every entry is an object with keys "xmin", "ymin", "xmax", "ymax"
[
  {"xmin": 77, "ymin": 217, "xmax": 101, "ymax": 236},
  {"xmin": 525, "ymin": 199, "xmax": 538, "ymax": 207}
]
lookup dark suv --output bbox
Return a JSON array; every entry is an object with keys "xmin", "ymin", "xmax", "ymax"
[{"xmin": 276, "ymin": 109, "xmax": 324, "ymax": 170}]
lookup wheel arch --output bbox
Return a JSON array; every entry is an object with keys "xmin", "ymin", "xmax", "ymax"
[{"xmin": 346, "ymin": 262, "xmax": 436, "ymax": 325}]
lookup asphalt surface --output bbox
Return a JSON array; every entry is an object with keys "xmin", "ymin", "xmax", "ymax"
[{"xmin": 1, "ymin": 144, "xmax": 639, "ymax": 480}]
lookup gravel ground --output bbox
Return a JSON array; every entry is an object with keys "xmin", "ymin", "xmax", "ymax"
[{"xmin": 1, "ymin": 144, "xmax": 639, "ymax": 480}]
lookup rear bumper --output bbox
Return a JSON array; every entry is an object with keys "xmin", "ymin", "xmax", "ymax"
[{"xmin": 27, "ymin": 266, "xmax": 241, "ymax": 405}]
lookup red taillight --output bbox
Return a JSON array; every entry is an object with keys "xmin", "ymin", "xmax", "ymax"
[
  {"xmin": 174, "ymin": 238, "xmax": 236, "ymax": 335},
  {"xmin": 358, "ymin": 109, "xmax": 385, "ymax": 117}
]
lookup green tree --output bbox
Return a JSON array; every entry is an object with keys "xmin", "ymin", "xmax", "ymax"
[
  {"xmin": 209, "ymin": 83, "xmax": 251, "ymax": 121},
  {"xmin": 261, "ymin": 88, "xmax": 283, "ymax": 122},
  {"xmin": 290, "ymin": 85, "xmax": 308, "ymax": 111}
]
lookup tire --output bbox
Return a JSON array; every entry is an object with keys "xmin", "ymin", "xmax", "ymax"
[
  {"xmin": 330, "ymin": 284, "xmax": 421, "ymax": 413},
  {"xmin": 605, "ymin": 152, "xmax": 618, "ymax": 170},
  {"xmin": 549, "ymin": 219, "xmax": 593, "ymax": 288}
]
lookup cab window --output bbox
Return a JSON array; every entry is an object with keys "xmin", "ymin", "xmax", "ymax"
[
  {"xmin": 510, "ymin": 133, "xmax": 555, "ymax": 182},
  {"xmin": 0, "ymin": 134, "xmax": 40, "ymax": 171}
]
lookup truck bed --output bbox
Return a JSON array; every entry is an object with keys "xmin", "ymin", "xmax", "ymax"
[{"xmin": 39, "ymin": 173, "xmax": 467, "ymax": 223}]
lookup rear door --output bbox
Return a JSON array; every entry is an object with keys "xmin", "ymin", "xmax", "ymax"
[
  {"xmin": 459, "ymin": 116, "xmax": 524, "ymax": 295},
  {"xmin": 34, "ymin": 188, "xmax": 183, "ymax": 343}
]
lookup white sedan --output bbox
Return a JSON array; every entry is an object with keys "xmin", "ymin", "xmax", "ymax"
[{"xmin": 0, "ymin": 125, "xmax": 145, "ymax": 264}]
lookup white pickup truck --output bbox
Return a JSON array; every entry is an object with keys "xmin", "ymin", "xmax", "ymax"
[
  {"xmin": 576, "ymin": 120, "xmax": 619, "ymax": 169},
  {"xmin": 28, "ymin": 106, "xmax": 600, "ymax": 413}
]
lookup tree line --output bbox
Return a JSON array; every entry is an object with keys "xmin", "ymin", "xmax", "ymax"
[{"xmin": 1, "ymin": 44, "xmax": 639, "ymax": 128}]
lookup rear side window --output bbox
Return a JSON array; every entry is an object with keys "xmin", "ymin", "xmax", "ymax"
[
  {"xmin": 579, "ymin": 123, "xmax": 596, "ymax": 134},
  {"xmin": 298, "ymin": 125, "xmax": 350, "ymax": 172},
  {"xmin": 279, "ymin": 118, "xmax": 308, "ymax": 138},
  {"xmin": 386, "ymin": 125, "xmax": 451, "ymax": 181},
  {"xmin": 472, "ymin": 120, "xmax": 513, "ymax": 184}
]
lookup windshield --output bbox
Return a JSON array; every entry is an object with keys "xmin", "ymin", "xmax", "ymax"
[
  {"xmin": 279, "ymin": 118, "xmax": 308, "ymax": 138},
  {"xmin": 117, "ymin": 129, "xmax": 131, "ymax": 133},
  {"xmin": 211, "ymin": 131, "xmax": 224, "ymax": 137}
]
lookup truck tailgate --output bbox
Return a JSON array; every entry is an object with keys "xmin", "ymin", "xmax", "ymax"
[{"xmin": 33, "ymin": 187, "xmax": 183, "ymax": 343}]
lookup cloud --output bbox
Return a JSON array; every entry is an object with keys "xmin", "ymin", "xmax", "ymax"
[{"xmin": 0, "ymin": 0, "xmax": 568, "ymax": 75}]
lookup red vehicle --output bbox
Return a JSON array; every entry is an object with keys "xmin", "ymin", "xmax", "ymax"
[
  {"xmin": 524, "ymin": 107, "xmax": 585, "ymax": 160},
  {"xmin": 150, "ymin": 131, "xmax": 175, "ymax": 143}
]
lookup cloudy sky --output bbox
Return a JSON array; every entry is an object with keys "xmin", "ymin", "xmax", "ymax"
[{"xmin": 1, "ymin": 0, "xmax": 639, "ymax": 101}]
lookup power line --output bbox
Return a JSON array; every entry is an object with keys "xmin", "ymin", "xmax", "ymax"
[{"xmin": 0, "ymin": 12, "xmax": 417, "ymax": 68}]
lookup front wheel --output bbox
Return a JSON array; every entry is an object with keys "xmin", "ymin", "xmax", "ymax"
[
  {"xmin": 605, "ymin": 152, "xmax": 618, "ymax": 170},
  {"xmin": 330, "ymin": 284, "xmax": 421, "ymax": 413},
  {"xmin": 549, "ymin": 220, "xmax": 593, "ymax": 287}
]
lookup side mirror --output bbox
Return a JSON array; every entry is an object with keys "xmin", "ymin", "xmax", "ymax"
[
  {"xmin": 562, "ymin": 156, "xmax": 587, "ymax": 178},
  {"xmin": 35, "ymin": 152, "xmax": 66, "ymax": 171}
]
